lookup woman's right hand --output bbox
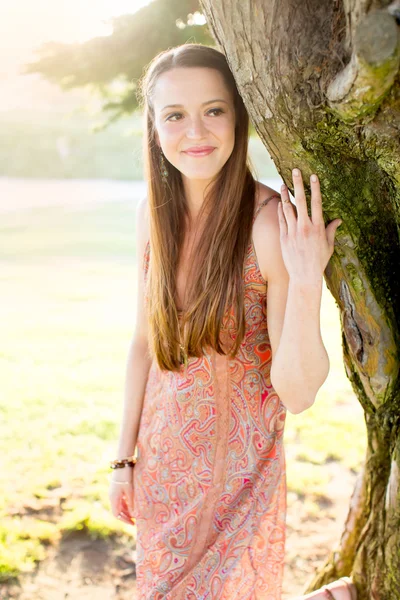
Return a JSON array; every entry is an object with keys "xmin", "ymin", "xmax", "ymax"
[{"xmin": 108, "ymin": 466, "xmax": 135, "ymax": 526}]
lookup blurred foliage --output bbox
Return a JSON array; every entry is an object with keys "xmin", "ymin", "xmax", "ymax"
[
  {"xmin": 0, "ymin": 110, "xmax": 144, "ymax": 179},
  {"xmin": 23, "ymin": 0, "xmax": 213, "ymax": 126}
]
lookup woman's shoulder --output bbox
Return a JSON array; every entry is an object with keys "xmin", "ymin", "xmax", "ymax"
[{"xmin": 253, "ymin": 181, "xmax": 281, "ymax": 215}]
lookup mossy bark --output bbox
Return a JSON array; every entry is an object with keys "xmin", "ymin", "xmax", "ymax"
[{"xmin": 199, "ymin": 0, "xmax": 400, "ymax": 597}]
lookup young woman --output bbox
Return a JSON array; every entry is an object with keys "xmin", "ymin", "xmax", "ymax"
[{"xmin": 108, "ymin": 44, "xmax": 356, "ymax": 600}]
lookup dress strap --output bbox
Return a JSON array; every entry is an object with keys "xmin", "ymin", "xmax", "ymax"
[{"xmin": 252, "ymin": 193, "xmax": 281, "ymax": 224}]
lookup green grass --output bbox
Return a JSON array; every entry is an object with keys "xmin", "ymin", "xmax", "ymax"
[
  {"xmin": 0, "ymin": 183, "xmax": 366, "ymax": 581},
  {"xmin": 59, "ymin": 501, "xmax": 124, "ymax": 540},
  {"xmin": 0, "ymin": 517, "xmax": 59, "ymax": 582},
  {"xmin": 1, "ymin": 201, "xmax": 138, "ymax": 260}
]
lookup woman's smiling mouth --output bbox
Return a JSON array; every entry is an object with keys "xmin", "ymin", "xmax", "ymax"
[{"xmin": 182, "ymin": 146, "xmax": 216, "ymax": 156}]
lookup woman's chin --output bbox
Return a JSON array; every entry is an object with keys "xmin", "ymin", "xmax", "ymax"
[{"xmin": 180, "ymin": 167, "xmax": 224, "ymax": 181}]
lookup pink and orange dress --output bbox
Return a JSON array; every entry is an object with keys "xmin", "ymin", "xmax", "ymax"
[{"xmin": 133, "ymin": 193, "xmax": 287, "ymax": 599}]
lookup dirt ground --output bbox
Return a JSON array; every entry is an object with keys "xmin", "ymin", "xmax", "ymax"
[{"xmin": 1, "ymin": 461, "xmax": 357, "ymax": 600}]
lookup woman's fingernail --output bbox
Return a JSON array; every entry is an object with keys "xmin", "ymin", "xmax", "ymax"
[
  {"xmin": 311, "ymin": 174, "xmax": 317, "ymax": 182},
  {"xmin": 281, "ymin": 184, "xmax": 286, "ymax": 191},
  {"xmin": 293, "ymin": 168, "xmax": 300, "ymax": 176}
]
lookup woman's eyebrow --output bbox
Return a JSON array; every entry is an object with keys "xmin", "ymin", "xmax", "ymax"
[{"xmin": 161, "ymin": 99, "xmax": 229, "ymax": 111}]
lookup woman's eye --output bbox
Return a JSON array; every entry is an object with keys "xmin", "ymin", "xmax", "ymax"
[
  {"xmin": 166, "ymin": 113, "xmax": 182, "ymax": 122},
  {"xmin": 207, "ymin": 108, "xmax": 224, "ymax": 116},
  {"xmin": 166, "ymin": 108, "xmax": 224, "ymax": 122}
]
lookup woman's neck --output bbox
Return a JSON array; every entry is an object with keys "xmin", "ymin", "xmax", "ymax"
[{"xmin": 182, "ymin": 175, "xmax": 213, "ymax": 222}]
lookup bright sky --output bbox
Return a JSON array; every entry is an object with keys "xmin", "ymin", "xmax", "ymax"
[
  {"xmin": 1, "ymin": 0, "xmax": 152, "ymax": 58},
  {"xmin": 0, "ymin": 0, "xmax": 152, "ymax": 110}
]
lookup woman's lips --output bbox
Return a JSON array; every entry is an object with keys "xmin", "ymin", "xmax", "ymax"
[{"xmin": 183, "ymin": 147, "xmax": 215, "ymax": 157}]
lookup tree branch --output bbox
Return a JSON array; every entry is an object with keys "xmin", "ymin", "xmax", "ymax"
[{"xmin": 327, "ymin": 10, "xmax": 400, "ymax": 122}]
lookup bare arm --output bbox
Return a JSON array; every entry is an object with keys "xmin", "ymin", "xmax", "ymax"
[
  {"xmin": 268, "ymin": 276, "xmax": 329, "ymax": 415},
  {"xmin": 255, "ymin": 196, "xmax": 330, "ymax": 415},
  {"xmin": 114, "ymin": 196, "xmax": 153, "ymax": 459}
]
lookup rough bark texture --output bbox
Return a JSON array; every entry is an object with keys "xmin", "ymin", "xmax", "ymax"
[{"xmin": 199, "ymin": 1, "xmax": 400, "ymax": 598}]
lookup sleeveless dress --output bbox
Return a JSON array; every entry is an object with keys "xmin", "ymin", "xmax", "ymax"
[{"xmin": 133, "ymin": 193, "xmax": 287, "ymax": 600}]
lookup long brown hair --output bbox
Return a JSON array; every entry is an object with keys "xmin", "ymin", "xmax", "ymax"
[{"xmin": 138, "ymin": 43, "xmax": 256, "ymax": 372}]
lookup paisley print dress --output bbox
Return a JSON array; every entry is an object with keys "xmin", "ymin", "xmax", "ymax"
[{"xmin": 133, "ymin": 193, "xmax": 287, "ymax": 599}]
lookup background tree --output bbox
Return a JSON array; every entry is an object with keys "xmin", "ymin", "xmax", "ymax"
[
  {"xmin": 197, "ymin": 1, "xmax": 400, "ymax": 598},
  {"xmin": 24, "ymin": 0, "xmax": 212, "ymax": 125}
]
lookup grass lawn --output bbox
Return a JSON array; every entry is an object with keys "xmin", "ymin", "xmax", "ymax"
[{"xmin": 0, "ymin": 180, "xmax": 367, "ymax": 585}]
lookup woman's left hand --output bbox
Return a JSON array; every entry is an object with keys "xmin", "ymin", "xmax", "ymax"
[{"xmin": 277, "ymin": 168, "xmax": 342, "ymax": 284}]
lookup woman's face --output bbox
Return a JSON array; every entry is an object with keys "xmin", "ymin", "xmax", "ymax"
[{"xmin": 152, "ymin": 67, "xmax": 236, "ymax": 183}]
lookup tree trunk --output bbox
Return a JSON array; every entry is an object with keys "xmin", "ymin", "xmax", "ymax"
[{"xmin": 199, "ymin": 1, "xmax": 400, "ymax": 598}]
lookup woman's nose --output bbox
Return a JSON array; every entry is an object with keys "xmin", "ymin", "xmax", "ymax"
[{"xmin": 186, "ymin": 116, "xmax": 207, "ymax": 138}]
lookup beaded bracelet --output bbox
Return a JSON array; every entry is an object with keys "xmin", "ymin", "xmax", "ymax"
[{"xmin": 109, "ymin": 454, "xmax": 137, "ymax": 470}]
